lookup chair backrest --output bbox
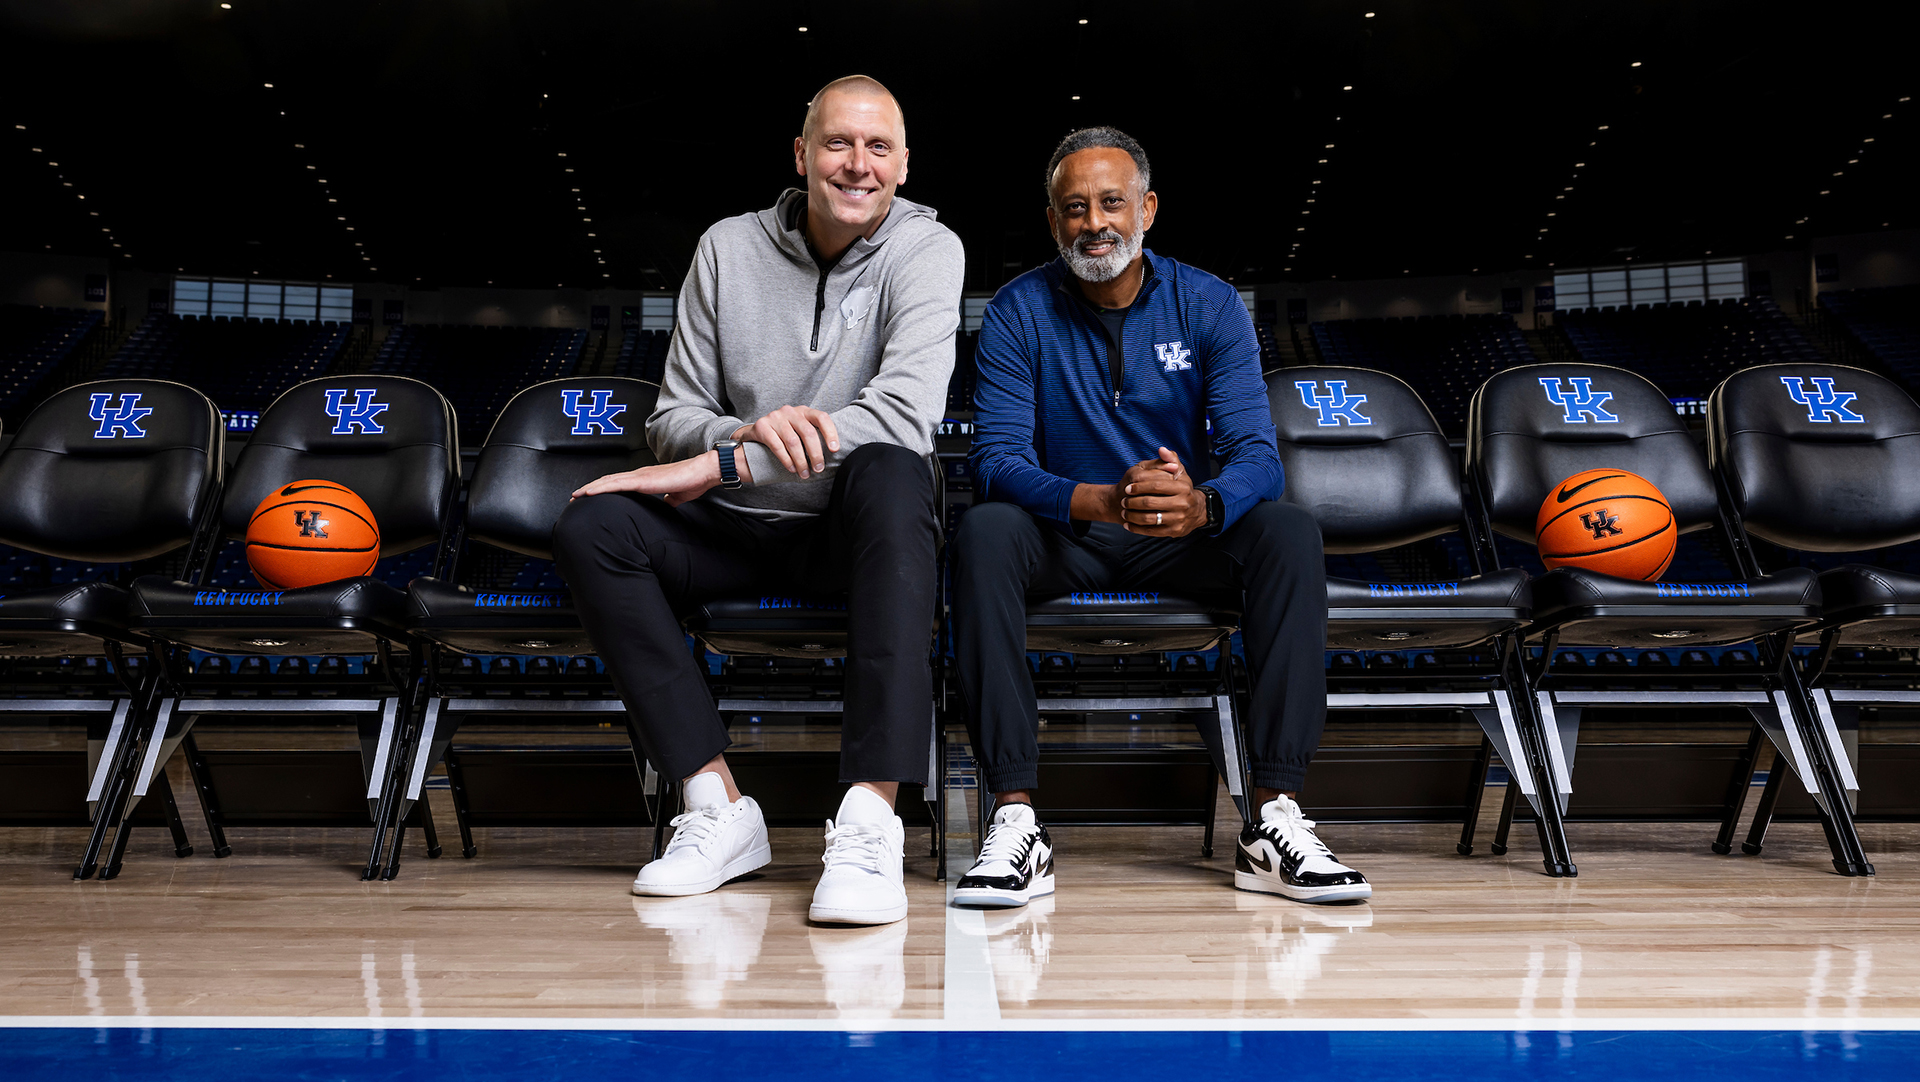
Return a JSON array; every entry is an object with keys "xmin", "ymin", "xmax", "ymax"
[
  {"xmin": 224, "ymin": 376, "xmax": 457, "ymax": 556},
  {"xmin": 467, "ymin": 377, "xmax": 660, "ymax": 559},
  {"xmin": 1467, "ymin": 362, "xmax": 1719, "ymax": 542},
  {"xmin": 1709, "ymin": 363, "xmax": 1920, "ymax": 552},
  {"xmin": 0, "ymin": 379, "xmax": 221, "ymax": 562},
  {"xmin": 1267, "ymin": 367, "xmax": 1460, "ymax": 553}
]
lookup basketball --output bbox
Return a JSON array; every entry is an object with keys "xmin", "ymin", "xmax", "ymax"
[
  {"xmin": 1535, "ymin": 468, "xmax": 1676, "ymax": 580},
  {"xmin": 244, "ymin": 479, "xmax": 381, "ymax": 589}
]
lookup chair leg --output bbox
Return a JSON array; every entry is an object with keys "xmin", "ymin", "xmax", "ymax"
[
  {"xmin": 76, "ymin": 678, "xmax": 166, "ymax": 881},
  {"xmin": 1202, "ymin": 769, "xmax": 1218, "ymax": 859},
  {"xmin": 183, "ymin": 731, "xmax": 231, "ymax": 858},
  {"xmin": 1742, "ymin": 755, "xmax": 1789, "ymax": 855},
  {"xmin": 1714, "ymin": 724, "xmax": 1766, "ymax": 855},
  {"xmin": 1458, "ymin": 735, "xmax": 1495, "ymax": 856},
  {"xmin": 1491, "ymin": 780, "xmax": 1518, "ymax": 856},
  {"xmin": 443, "ymin": 751, "xmax": 478, "ymax": 859},
  {"xmin": 157, "ymin": 774, "xmax": 194, "ymax": 858}
]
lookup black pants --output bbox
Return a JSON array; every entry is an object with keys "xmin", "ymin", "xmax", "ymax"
[
  {"xmin": 951, "ymin": 500, "xmax": 1327, "ymax": 794},
  {"xmin": 551, "ymin": 443, "xmax": 937, "ymax": 785}
]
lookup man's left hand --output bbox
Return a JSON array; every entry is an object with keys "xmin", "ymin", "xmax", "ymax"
[{"xmin": 1119, "ymin": 447, "xmax": 1207, "ymax": 537}]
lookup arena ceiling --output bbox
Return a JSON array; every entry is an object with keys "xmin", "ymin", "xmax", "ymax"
[{"xmin": 1, "ymin": 0, "xmax": 1911, "ymax": 294}]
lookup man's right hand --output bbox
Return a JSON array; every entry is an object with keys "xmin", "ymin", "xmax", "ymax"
[{"xmin": 734, "ymin": 404, "xmax": 840, "ymax": 480}]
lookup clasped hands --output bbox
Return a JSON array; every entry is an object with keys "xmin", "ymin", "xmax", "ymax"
[
  {"xmin": 570, "ymin": 405, "xmax": 839, "ymax": 504},
  {"xmin": 1071, "ymin": 446, "xmax": 1209, "ymax": 538}
]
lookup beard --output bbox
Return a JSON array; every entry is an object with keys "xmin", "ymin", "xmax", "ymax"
[{"xmin": 1057, "ymin": 218, "xmax": 1144, "ymax": 283}]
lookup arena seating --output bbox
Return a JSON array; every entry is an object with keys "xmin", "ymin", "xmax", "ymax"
[
  {"xmin": 0, "ymin": 304, "xmax": 104, "ymax": 414},
  {"xmin": 609, "ymin": 328, "xmax": 670, "ymax": 383},
  {"xmin": 946, "ymin": 330, "xmax": 979, "ymax": 413},
  {"xmin": 98, "ymin": 314, "xmax": 349, "ymax": 419},
  {"xmin": 369, "ymin": 324, "xmax": 589, "ymax": 438},
  {"xmin": 1556, "ymin": 297, "xmax": 1822, "ymax": 403},
  {"xmin": 1817, "ymin": 285, "xmax": 1920, "ymax": 386},
  {"xmin": 1308, "ymin": 314, "xmax": 1535, "ymax": 436}
]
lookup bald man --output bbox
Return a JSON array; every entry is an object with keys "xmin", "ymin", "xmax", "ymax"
[{"xmin": 555, "ymin": 76, "xmax": 963, "ymax": 925}]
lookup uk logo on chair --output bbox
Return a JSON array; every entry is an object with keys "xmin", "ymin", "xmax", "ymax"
[
  {"xmin": 88, "ymin": 392, "xmax": 151, "ymax": 439},
  {"xmin": 560, "ymin": 389, "xmax": 627, "ymax": 435},
  {"xmin": 323, "ymin": 389, "xmax": 390, "ymax": 435},
  {"xmin": 1539, "ymin": 376, "xmax": 1619, "ymax": 423},
  {"xmin": 1780, "ymin": 375, "xmax": 1865, "ymax": 423},
  {"xmin": 1295, "ymin": 380, "xmax": 1371, "ymax": 427}
]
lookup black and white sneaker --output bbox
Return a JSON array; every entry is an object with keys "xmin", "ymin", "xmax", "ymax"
[
  {"xmin": 1235, "ymin": 794, "xmax": 1371, "ymax": 904},
  {"xmin": 953, "ymin": 802, "xmax": 1054, "ymax": 908}
]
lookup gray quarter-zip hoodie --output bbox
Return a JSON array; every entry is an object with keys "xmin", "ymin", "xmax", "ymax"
[{"xmin": 648, "ymin": 188, "xmax": 965, "ymax": 523}]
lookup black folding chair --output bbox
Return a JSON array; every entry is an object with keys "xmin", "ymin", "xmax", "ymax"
[
  {"xmin": 123, "ymin": 375, "xmax": 460, "ymax": 881},
  {"xmin": 391, "ymin": 376, "xmax": 661, "ymax": 878},
  {"xmin": 1467, "ymin": 362, "xmax": 1869, "ymax": 876},
  {"xmin": 1709, "ymin": 362, "xmax": 1920, "ymax": 861},
  {"xmin": 0, "ymin": 380, "xmax": 224, "ymax": 879},
  {"xmin": 1270, "ymin": 367, "xmax": 1564, "ymax": 873}
]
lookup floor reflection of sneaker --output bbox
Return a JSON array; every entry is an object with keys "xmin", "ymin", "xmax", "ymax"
[
  {"xmin": 1236, "ymin": 892, "xmax": 1374, "ymax": 1002},
  {"xmin": 953, "ymin": 802, "xmax": 1054, "ymax": 909},
  {"xmin": 808, "ymin": 919, "xmax": 909, "ymax": 1019},
  {"xmin": 954, "ymin": 893, "xmax": 1055, "ymax": 1005},
  {"xmin": 632, "ymin": 893, "xmax": 772, "ymax": 1011},
  {"xmin": 1234, "ymin": 794, "xmax": 1372, "ymax": 903},
  {"xmin": 632, "ymin": 772, "xmax": 772, "ymax": 897}
]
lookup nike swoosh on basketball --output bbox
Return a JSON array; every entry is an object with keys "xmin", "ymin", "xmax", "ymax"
[{"xmin": 1557, "ymin": 473, "xmax": 1626, "ymax": 503}]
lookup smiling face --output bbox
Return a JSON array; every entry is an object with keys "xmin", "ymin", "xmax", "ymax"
[
  {"xmin": 1047, "ymin": 147, "xmax": 1157, "ymax": 284},
  {"xmin": 793, "ymin": 87, "xmax": 908, "ymax": 255}
]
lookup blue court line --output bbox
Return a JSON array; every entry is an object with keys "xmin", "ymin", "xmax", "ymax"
[{"xmin": 2, "ymin": 1028, "xmax": 1914, "ymax": 1081}]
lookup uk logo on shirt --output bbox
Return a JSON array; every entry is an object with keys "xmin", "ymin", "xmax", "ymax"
[{"xmin": 1155, "ymin": 342, "xmax": 1193, "ymax": 372}]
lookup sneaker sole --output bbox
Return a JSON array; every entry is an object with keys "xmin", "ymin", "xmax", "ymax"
[
  {"xmin": 631, "ymin": 842, "xmax": 772, "ymax": 897},
  {"xmin": 808, "ymin": 898, "xmax": 910, "ymax": 925},
  {"xmin": 951, "ymin": 873, "xmax": 1055, "ymax": 909},
  {"xmin": 1234, "ymin": 869, "xmax": 1372, "ymax": 904}
]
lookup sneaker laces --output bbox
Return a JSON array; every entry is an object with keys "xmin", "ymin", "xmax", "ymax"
[
  {"xmin": 663, "ymin": 804, "xmax": 730, "ymax": 857},
  {"xmin": 975, "ymin": 817, "xmax": 1036, "ymax": 868},
  {"xmin": 1264, "ymin": 804, "xmax": 1339, "ymax": 864},
  {"xmin": 821, "ymin": 819, "xmax": 889, "ymax": 872}
]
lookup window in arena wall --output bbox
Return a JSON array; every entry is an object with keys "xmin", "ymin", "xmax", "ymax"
[
  {"xmin": 1551, "ymin": 259, "xmax": 1745, "ymax": 311},
  {"xmin": 170, "ymin": 276, "xmax": 354, "ymax": 323},
  {"xmin": 640, "ymin": 295, "xmax": 675, "ymax": 331},
  {"xmin": 961, "ymin": 296, "xmax": 990, "ymax": 332}
]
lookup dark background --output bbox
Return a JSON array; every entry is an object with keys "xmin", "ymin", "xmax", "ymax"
[{"xmin": 2, "ymin": 0, "xmax": 1911, "ymax": 292}]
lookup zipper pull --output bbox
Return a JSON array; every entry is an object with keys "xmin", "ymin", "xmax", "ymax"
[{"xmin": 1113, "ymin": 390, "xmax": 1120, "ymax": 410}]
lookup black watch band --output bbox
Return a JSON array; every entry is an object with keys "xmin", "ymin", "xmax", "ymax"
[
  {"xmin": 1199, "ymin": 485, "xmax": 1223, "ymax": 531},
  {"xmin": 714, "ymin": 440, "xmax": 743, "ymax": 490}
]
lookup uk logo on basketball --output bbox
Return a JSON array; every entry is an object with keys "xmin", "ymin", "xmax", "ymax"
[
  {"xmin": 293, "ymin": 510, "xmax": 330, "ymax": 538},
  {"xmin": 1295, "ymin": 380, "xmax": 1371, "ymax": 427},
  {"xmin": 1780, "ymin": 375, "xmax": 1865, "ymax": 423},
  {"xmin": 1539, "ymin": 377, "xmax": 1619, "ymax": 423},
  {"xmin": 323, "ymin": 388, "xmax": 389, "ymax": 435},
  {"xmin": 560, "ymin": 389, "xmax": 627, "ymax": 435},
  {"xmin": 1580, "ymin": 509, "xmax": 1623, "ymax": 540},
  {"xmin": 1154, "ymin": 342, "xmax": 1193, "ymax": 372},
  {"xmin": 88, "ymin": 392, "xmax": 151, "ymax": 439}
]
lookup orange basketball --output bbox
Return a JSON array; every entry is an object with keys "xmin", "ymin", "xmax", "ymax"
[
  {"xmin": 1535, "ymin": 468, "xmax": 1676, "ymax": 581},
  {"xmin": 245, "ymin": 479, "xmax": 381, "ymax": 589}
]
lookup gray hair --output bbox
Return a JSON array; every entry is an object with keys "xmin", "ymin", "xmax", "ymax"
[{"xmin": 1044, "ymin": 126, "xmax": 1152, "ymax": 204}]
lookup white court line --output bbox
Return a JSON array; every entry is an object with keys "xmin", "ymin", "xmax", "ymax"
[
  {"xmin": 942, "ymin": 784, "xmax": 1001, "ymax": 1023},
  {"xmin": 4, "ymin": 1015, "xmax": 1920, "ymax": 1033}
]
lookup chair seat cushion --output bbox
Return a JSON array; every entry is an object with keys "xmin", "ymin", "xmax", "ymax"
[
  {"xmin": 0, "ymin": 581, "xmax": 135, "ymax": 655},
  {"xmin": 1025, "ymin": 592, "xmax": 1239, "ymax": 653},
  {"xmin": 686, "ymin": 594, "xmax": 851, "ymax": 660},
  {"xmin": 1529, "ymin": 566, "xmax": 1820, "ymax": 648},
  {"xmin": 1326, "ymin": 568, "xmax": 1530, "ymax": 650},
  {"xmin": 405, "ymin": 577, "xmax": 589, "ymax": 655},
  {"xmin": 1813, "ymin": 565, "xmax": 1920, "ymax": 647},
  {"xmin": 129, "ymin": 574, "xmax": 411, "ymax": 653}
]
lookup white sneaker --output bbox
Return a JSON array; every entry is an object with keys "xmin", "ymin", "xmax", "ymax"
[
  {"xmin": 632, "ymin": 772, "xmax": 771, "ymax": 897},
  {"xmin": 808, "ymin": 786, "xmax": 908, "ymax": 925},
  {"xmin": 1234, "ymin": 794, "xmax": 1372, "ymax": 903},
  {"xmin": 953, "ymin": 802, "xmax": 1054, "ymax": 908}
]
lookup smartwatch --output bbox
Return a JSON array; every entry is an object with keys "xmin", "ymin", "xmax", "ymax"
[
  {"xmin": 713, "ymin": 440, "xmax": 744, "ymax": 490},
  {"xmin": 1199, "ymin": 485, "xmax": 1223, "ymax": 531}
]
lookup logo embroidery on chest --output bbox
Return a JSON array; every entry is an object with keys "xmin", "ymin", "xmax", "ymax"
[
  {"xmin": 840, "ymin": 286, "xmax": 876, "ymax": 330},
  {"xmin": 1154, "ymin": 341, "xmax": 1193, "ymax": 372}
]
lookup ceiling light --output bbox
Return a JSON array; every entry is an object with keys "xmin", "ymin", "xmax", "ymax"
[
  {"xmin": 557, "ymin": 152, "xmax": 567, "ymax": 157},
  {"xmin": 1365, "ymin": 11, "xmax": 1375, "ymax": 16},
  {"xmin": 1318, "ymin": 159, "xmax": 1328, "ymax": 163},
  {"xmin": 1547, "ymin": 212, "xmax": 1556, "ymax": 217},
  {"xmin": 1296, "ymin": 227, "xmax": 1306, "ymax": 232},
  {"xmin": 1078, "ymin": 18, "xmax": 1087, "ymax": 23},
  {"xmin": 798, "ymin": 25, "xmax": 807, "ymax": 31},
  {"xmin": 1342, "ymin": 85, "xmax": 1353, "ymax": 91},
  {"xmin": 1325, "ymin": 144, "xmax": 1335, "ymax": 148},
  {"xmin": 1820, "ymin": 190, "xmax": 1831, "ymax": 195},
  {"xmin": 1849, "ymin": 159, "xmax": 1859, "ymax": 164},
  {"xmin": 1072, "ymin": 95, "xmax": 1081, "ymax": 100},
  {"xmin": 1630, "ymin": 61, "xmax": 1642, "ymax": 67},
  {"xmin": 1575, "ymin": 162, "xmax": 1586, "ymax": 167},
  {"xmin": 1556, "ymin": 195, "xmax": 1565, "ymax": 200},
  {"xmin": 1834, "ymin": 171, "xmax": 1844, "ymax": 176},
  {"xmin": 220, "ymin": 3, "xmax": 230, "ymax": 8},
  {"xmin": 262, "ymin": 83, "xmax": 273, "ymax": 88},
  {"xmin": 1311, "ymin": 179, "xmax": 1321, "ymax": 184}
]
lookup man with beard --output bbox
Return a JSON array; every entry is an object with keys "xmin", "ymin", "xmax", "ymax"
[
  {"xmin": 555, "ymin": 75, "xmax": 961, "ymax": 925},
  {"xmin": 949, "ymin": 127, "xmax": 1369, "ymax": 908}
]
